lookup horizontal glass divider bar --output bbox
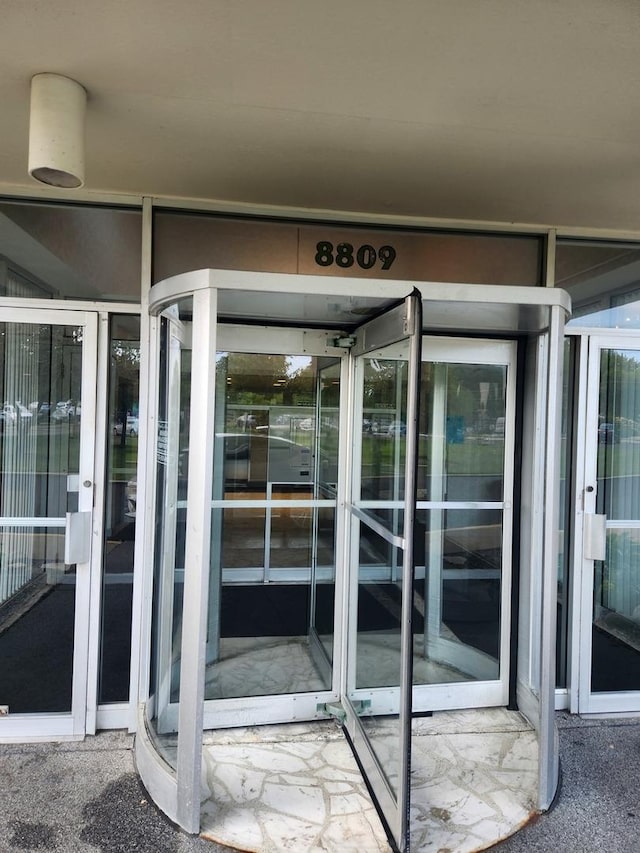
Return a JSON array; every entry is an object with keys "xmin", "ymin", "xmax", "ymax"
[
  {"xmin": 210, "ymin": 499, "xmax": 336, "ymax": 509},
  {"xmin": 439, "ymin": 568, "xmax": 501, "ymax": 579},
  {"xmin": 416, "ymin": 501, "xmax": 504, "ymax": 510},
  {"xmin": 0, "ymin": 517, "xmax": 66, "ymax": 527},
  {"xmin": 356, "ymin": 500, "xmax": 504, "ymax": 510},
  {"xmin": 605, "ymin": 520, "xmax": 640, "ymax": 528},
  {"xmin": 348, "ymin": 503, "xmax": 405, "ymax": 549}
]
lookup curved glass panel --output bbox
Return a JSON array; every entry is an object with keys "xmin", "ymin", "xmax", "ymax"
[
  {"xmin": 206, "ymin": 350, "xmax": 334, "ymax": 700},
  {"xmin": 148, "ymin": 300, "xmax": 192, "ymax": 768}
]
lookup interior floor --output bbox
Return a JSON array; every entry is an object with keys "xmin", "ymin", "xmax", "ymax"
[
  {"xmin": 198, "ymin": 709, "xmax": 538, "ymax": 853},
  {"xmin": 203, "ymin": 635, "xmax": 469, "ymax": 700}
]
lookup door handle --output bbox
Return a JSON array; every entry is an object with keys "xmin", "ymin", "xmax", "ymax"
[
  {"xmin": 584, "ymin": 513, "xmax": 606, "ymax": 561},
  {"xmin": 64, "ymin": 511, "xmax": 91, "ymax": 565}
]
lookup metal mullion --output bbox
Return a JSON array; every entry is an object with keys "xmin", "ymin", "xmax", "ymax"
[
  {"xmin": 176, "ymin": 286, "xmax": 217, "ymax": 834},
  {"xmin": 395, "ymin": 292, "xmax": 421, "ymax": 850},
  {"xmin": 71, "ymin": 310, "xmax": 99, "ymax": 738},
  {"xmin": 85, "ymin": 311, "xmax": 110, "ymax": 734},
  {"xmin": 538, "ymin": 303, "xmax": 564, "ymax": 809}
]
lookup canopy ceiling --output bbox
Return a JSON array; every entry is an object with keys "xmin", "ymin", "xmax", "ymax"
[{"xmin": 2, "ymin": 1, "xmax": 640, "ymax": 232}]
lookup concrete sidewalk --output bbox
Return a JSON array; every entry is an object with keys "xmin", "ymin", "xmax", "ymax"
[
  {"xmin": 495, "ymin": 712, "xmax": 640, "ymax": 853},
  {"xmin": 1, "ymin": 713, "xmax": 639, "ymax": 852},
  {"xmin": 0, "ymin": 731, "xmax": 229, "ymax": 853}
]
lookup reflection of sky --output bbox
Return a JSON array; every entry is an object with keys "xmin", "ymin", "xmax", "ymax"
[
  {"xmin": 287, "ymin": 356, "xmax": 311, "ymax": 376},
  {"xmin": 568, "ymin": 299, "xmax": 640, "ymax": 329}
]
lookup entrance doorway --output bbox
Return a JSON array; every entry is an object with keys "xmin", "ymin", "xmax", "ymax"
[
  {"xmin": 578, "ymin": 335, "xmax": 640, "ymax": 713},
  {"xmin": 139, "ymin": 270, "xmax": 567, "ymax": 843},
  {"xmin": 0, "ymin": 307, "xmax": 97, "ymax": 739}
]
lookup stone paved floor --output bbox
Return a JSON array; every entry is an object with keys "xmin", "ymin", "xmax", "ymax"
[{"xmin": 199, "ymin": 709, "xmax": 538, "ymax": 853}]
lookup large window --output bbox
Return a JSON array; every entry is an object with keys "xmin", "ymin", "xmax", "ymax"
[{"xmin": 0, "ymin": 200, "xmax": 142, "ymax": 302}]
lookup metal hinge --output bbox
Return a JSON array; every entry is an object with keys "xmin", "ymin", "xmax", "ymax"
[{"xmin": 317, "ymin": 699, "xmax": 371, "ymax": 722}]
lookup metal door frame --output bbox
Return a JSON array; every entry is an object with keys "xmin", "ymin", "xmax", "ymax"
[
  {"xmin": 0, "ymin": 304, "xmax": 98, "ymax": 741},
  {"xmin": 411, "ymin": 336, "xmax": 518, "ymax": 712},
  {"xmin": 575, "ymin": 332, "xmax": 640, "ymax": 714},
  {"xmin": 342, "ymin": 293, "xmax": 422, "ymax": 852}
]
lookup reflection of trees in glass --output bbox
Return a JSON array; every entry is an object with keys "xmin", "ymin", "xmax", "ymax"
[
  {"xmin": 599, "ymin": 350, "xmax": 640, "ymax": 438},
  {"xmin": 217, "ymin": 352, "xmax": 315, "ymax": 407},
  {"xmin": 419, "ymin": 363, "xmax": 506, "ymax": 435},
  {"xmin": 597, "ymin": 530, "xmax": 640, "ymax": 622},
  {"xmin": 111, "ymin": 338, "xmax": 140, "ymax": 450}
]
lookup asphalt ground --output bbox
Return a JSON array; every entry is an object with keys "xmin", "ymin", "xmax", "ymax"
[{"xmin": 1, "ymin": 713, "xmax": 640, "ymax": 852}]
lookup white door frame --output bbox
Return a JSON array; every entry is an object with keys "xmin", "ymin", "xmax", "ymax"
[
  {"xmin": 0, "ymin": 305, "xmax": 98, "ymax": 741},
  {"xmin": 574, "ymin": 332, "xmax": 640, "ymax": 714},
  {"xmin": 413, "ymin": 336, "xmax": 517, "ymax": 711}
]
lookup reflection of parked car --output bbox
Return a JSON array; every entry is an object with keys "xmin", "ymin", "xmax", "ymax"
[
  {"xmin": 37, "ymin": 402, "xmax": 52, "ymax": 421},
  {"xmin": 387, "ymin": 420, "xmax": 406, "ymax": 436},
  {"xmin": 0, "ymin": 403, "xmax": 17, "ymax": 429},
  {"xmin": 114, "ymin": 415, "xmax": 139, "ymax": 436},
  {"xmin": 51, "ymin": 400, "xmax": 79, "ymax": 421},
  {"xmin": 598, "ymin": 422, "xmax": 618, "ymax": 444},
  {"xmin": 16, "ymin": 403, "xmax": 33, "ymax": 422},
  {"xmin": 236, "ymin": 413, "xmax": 257, "ymax": 428},
  {"xmin": 221, "ymin": 432, "xmax": 312, "ymax": 483},
  {"xmin": 126, "ymin": 433, "xmax": 315, "ymax": 517}
]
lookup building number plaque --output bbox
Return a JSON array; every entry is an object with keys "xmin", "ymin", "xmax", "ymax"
[{"xmin": 314, "ymin": 241, "xmax": 396, "ymax": 271}]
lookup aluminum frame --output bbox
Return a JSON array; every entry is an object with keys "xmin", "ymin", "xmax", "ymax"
[
  {"xmin": 138, "ymin": 268, "xmax": 570, "ymax": 838},
  {"xmin": 0, "ymin": 306, "xmax": 98, "ymax": 742},
  {"xmin": 575, "ymin": 332, "xmax": 640, "ymax": 715}
]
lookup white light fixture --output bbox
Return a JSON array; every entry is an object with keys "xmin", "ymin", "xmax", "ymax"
[{"xmin": 28, "ymin": 73, "xmax": 87, "ymax": 188}]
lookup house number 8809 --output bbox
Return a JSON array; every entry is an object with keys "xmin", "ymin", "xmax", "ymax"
[{"xmin": 314, "ymin": 242, "xmax": 396, "ymax": 271}]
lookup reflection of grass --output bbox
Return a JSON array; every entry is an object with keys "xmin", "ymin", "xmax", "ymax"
[
  {"xmin": 110, "ymin": 436, "xmax": 138, "ymax": 475},
  {"xmin": 442, "ymin": 443, "xmax": 504, "ymax": 475},
  {"xmin": 0, "ymin": 429, "xmax": 138, "ymax": 475},
  {"xmin": 598, "ymin": 442, "xmax": 640, "ymax": 476},
  {"xmin": 361, "ymin": 437, "xmax": 504, "ymax": 475}
]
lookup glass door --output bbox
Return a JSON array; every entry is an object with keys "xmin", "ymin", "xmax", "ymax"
[
  {"xmin": 308, "ymin": 360, "xmax": 341, "ymax": 683},
  {"xmin": 343, "ymin": 294, "xmax": 422, "ymax": 853},
  {"xmin": 581, "ymin": 336, "xmax": 640, "ymax": 712},
  {"xmin": 413, "ymin": 338, "xmax": 516, "ymax": 710},
  {"xmin": 0, "ymin": 307, "xmax": 97, "ymax": 738}
]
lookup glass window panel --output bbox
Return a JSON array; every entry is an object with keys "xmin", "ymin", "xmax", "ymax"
[
  {"xmin": 360, "ymin": 357, "xmax": 408, "ymax": 503},
  {"xmin": 149, "ymin": 301, "xmax": 192, "ymax": 766},
  {"xmin": 0, "ymin": 201, "xmax": 141, "ymax": 302},
  {"xmin": 207, "ymin": 348, "xmax": 335, "ymax": 700},
  {"xmin": 559, "ymin": 239, "xmax": 640, "ymax": 329},
  {"xmin": 556, "ymin": 338, "xmax": 575, "ymax": 688},
  {"xmin": 414, "ymin": 508, "xmax": 502, "ymax": 684},
  {"xmin": 0, "ymin": 528, "xmax": 75, "ymax": 712},
  {"xmin": 220, "ymin": 506, "xmax": 266, "ymax": 575},
  {"xmin": 0, "ymin": 320, "xmax": 85, "ymax": 714},
  {"xmin": 99, "ymin": 315, "xmax": 140, "ymax": 705},
  {"xmin": 596, "ymin": 349, "xmax": 640, "ymax": 520},
  {"xmin": 318, "ymin": 363, "xmax": 340, "ymax": 491},
  {"xmin": 591, "ymin": 528, "xmax": 640, "ymax": 692},
  {"xmin": 354, "ymin": 531, "xmax": 404, "ymax": 795},
  {"xmin": 417, "ymin": 361, "xmax": 506, "ymax": 502}
]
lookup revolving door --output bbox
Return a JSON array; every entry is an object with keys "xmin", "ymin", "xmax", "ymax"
[{"xmin": 136, "ymin": 269, "xmax": 569, "ymax": 851}]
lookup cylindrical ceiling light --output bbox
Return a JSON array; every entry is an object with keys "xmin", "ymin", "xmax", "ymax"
[{"xmin": 28, "ymin": 73, "xmax": 87, "ymax": 188}]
